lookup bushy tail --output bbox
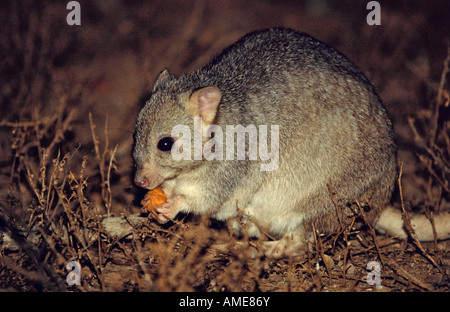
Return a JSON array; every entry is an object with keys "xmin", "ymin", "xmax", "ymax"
[{"xmin": 375, "ymin": 207, "xmax": 450, "ymax": 241}]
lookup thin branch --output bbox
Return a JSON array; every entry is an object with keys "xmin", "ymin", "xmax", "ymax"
[{"xmin": 397, "ymin": 161, "xmax": 440, "ymax": 270}]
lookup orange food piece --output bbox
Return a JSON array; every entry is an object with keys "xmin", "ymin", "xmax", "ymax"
[{"xmin": 141, "ymin": 188, "xmax": 167, "ymax": 213}]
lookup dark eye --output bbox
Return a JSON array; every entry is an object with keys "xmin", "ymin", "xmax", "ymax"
[{"xmin": 157, "ymin": 137, "xmax": 174, "ymax": 152}]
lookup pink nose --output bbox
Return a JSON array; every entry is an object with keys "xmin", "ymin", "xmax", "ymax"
[{"xmin": 135, "ymin": 176, "xmax": 149, "ymax": 188}]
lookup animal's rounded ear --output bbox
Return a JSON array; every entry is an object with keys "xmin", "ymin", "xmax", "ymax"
[
  {"xmin": 186, "ymin": 87, "xmax": 222, "ymax": 125},
  {"xmin": 153, "ymin": 69, "xmax": 171, "ymax": 91}
]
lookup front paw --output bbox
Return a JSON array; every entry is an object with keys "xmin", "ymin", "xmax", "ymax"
[
  {"xmin": 151, "ymin": 195, "xmax": 185, "ymax": 224},
  {"xmin": 152, "ymin": 201, "xmax": 176, "ymax": 224}
]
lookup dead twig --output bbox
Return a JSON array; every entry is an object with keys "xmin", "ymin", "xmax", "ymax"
[
  {"xmin": 89, "ymin": 113, "xmax": 117, "ymax": 216},
  {"xmin": 397, "ymin": 161, "xmax": 441, "ymax": 270},
  {"xmin": 387, "ymin": 261, "xmax": 433, "ymax": 291},
  {"xmin": 355, "ymin": 200, "xmax": 384, "ymax": 266}
]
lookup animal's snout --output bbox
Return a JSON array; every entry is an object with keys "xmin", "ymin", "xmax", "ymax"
[
  {"xmin": 134, "ymin": 175, "xmax": 149, "ymax": 188},
  {"xmin": 134, "ymin": 166, "xmax": 164, "ymax": 190}
]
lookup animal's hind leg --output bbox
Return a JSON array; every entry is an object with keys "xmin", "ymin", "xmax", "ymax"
[
  {"xmin": 210, "ymin": 226, "xmax": 311, "ymax": 259},
  {"xmin": 259, "ymin": 226, "xmax": 312, "ymax": 258}
]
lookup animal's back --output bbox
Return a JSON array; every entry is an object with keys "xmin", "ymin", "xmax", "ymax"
[{"xmin": 195, "ymin": 28, "xmax": 397, "ymax": 236}]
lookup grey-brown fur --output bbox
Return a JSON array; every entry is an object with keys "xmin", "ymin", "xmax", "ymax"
[{"xmin": 133, "ymin": 28, "xmax": 398, "ymax": 257}]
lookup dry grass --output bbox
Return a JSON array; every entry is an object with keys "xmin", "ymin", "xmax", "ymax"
[{"xmin": 0, "ymin": 0, "xmax": 449, "ymax": 292}]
